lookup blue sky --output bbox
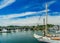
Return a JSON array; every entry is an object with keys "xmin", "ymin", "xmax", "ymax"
[{"xmin": 0, "ymin": 0, "xmax": 60, "ymax": 26}]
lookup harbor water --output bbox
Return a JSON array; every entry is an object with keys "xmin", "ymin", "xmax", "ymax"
[{"xmin": 0, "ymin": 30, "xmax": 47, "ymax": 43}]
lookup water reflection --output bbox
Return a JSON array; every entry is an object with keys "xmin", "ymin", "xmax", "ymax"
[{"xmin": 0, "ymin": 30, "xmax": 46, "ymax": 43}]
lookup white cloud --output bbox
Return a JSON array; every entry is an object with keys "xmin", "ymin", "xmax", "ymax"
[
  {"xmin": 0, "ymin": 16, "xmax": 60, "ymax": 26},
  {"xmin": 0, "ymin": 0, "xmax": 16, "ymax": 9},
  {"xmin": 0, "ymin": 9, "xmax": 50, "ymax": 19},
  {"xmin": 0, "ymin": 9, "xmax": 50, "ymax": 26},
  {"xmin": 0, "ymin": 10, "xmax": 60, "ymax": 26},
  {"xmin": 0, "ymin": 16, "xmax": 44, "ymax": 26},
  {"xmin": 43, "ymin": 1, "xmax": 56, "ymax": 8},
  {"xmin": 48, "ymin": 16, "xmax": 60, "ymax": 25},
  {"xmin": 47, "ymin": 1, "xmax": 56, "ymax": 7},
  {"xmin": 0, "ymin": 12, "xmax": 37, "ymax": 19}
]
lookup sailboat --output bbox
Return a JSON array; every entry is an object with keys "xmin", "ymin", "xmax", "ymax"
[{"xmin": 34, "ymin": 3, "xmax": 60, "ymax": 43}]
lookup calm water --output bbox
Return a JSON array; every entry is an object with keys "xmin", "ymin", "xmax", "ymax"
[{"xmin": 0, "ymin": 30, "xmax": 46, "ymax": 43}]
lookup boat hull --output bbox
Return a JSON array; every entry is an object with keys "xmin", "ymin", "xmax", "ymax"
[{"xmin": 34, "ymin": 34, "xmax": 60, "ymax": 43}]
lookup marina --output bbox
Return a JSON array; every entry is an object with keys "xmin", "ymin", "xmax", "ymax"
[{"xmin": 0, "ymin": 0, "xmax": 60, "ymax": 43}]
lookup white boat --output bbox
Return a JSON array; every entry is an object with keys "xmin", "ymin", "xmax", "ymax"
[
  {"xmin": 2, "ymin": 29, "xmax": 7, "ymax": 32},
  {"xmin": 33, "ymin": 3, "xmax": 60, "ymax": 43},
  {"xmin": 34, "ymin": 34, "xmax": 60, "ymax": 43},
  {"xmin": 0, "ymin": 29, "xmax": 8, "ymax": 33},
  {"xmin": 56, "ymin": 30, "xmax": 60, "ymax": 33}
]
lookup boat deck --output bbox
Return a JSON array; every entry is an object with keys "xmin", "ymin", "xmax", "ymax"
[{"xmin": 46, "ymin": 34, "xmax": 60, "ymax": 40}]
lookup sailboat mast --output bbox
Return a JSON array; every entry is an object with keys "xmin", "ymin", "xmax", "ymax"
[
  {"xmin": 43, "ymin": 18, "xmax": 45, "ymax": 36},
  {"xmin": 45, "ymin": 3, "xmax": 48, "ymax": 35}
]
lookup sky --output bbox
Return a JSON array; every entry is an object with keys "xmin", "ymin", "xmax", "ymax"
[{"xmin": 0, "ymin": 0, "xmax": 60, "ymax": 26}]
